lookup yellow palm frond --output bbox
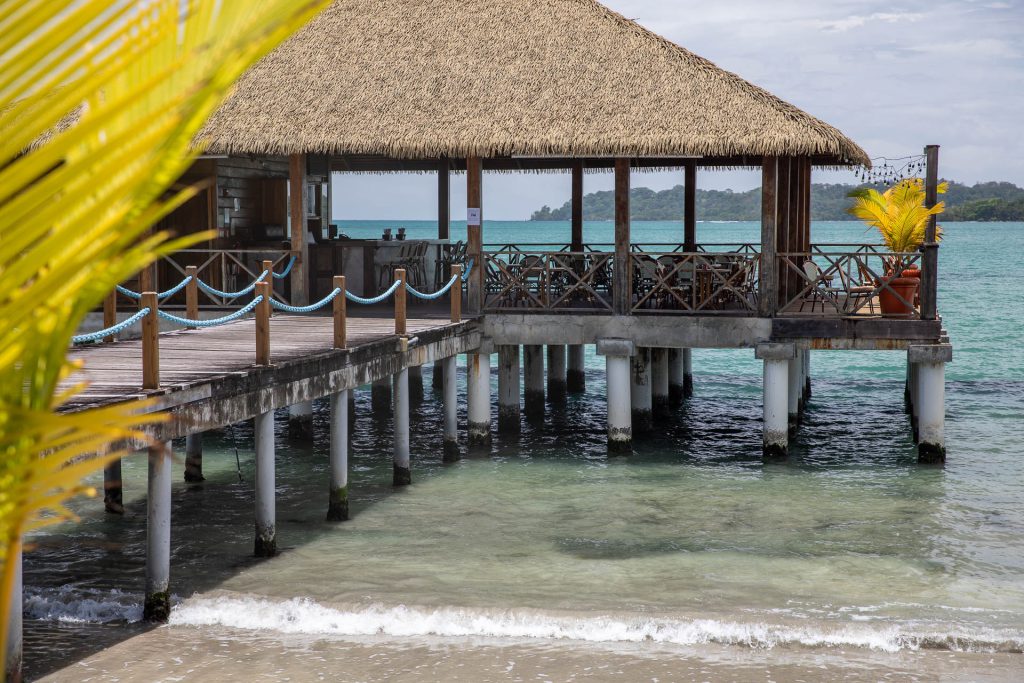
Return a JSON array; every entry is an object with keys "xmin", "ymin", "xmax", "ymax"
[{"xmin": 0, "ymin": 0, "xmax": 328, "ymax": 672}]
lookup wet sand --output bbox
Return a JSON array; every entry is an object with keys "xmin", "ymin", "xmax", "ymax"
[{"xmin": 38, "ymin": 626, "xmax": 1022, "ymax": 682}]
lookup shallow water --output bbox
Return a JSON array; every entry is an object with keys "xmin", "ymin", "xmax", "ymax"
[{"xmin": 24, "ymin": 221, "xmax": 1024, "ymax": 681}]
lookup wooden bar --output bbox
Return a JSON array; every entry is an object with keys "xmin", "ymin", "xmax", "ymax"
[
  {"xmin": 256, "ymin": 281, "xmax": 270, "ymax": 365},
  {"xmin": 613, "ymin": 158, "xmax": 631, "ymax": 315},
  {"xmin": 466, "ymin": 156, "xmax": 483, "ymax": 314},
  {"xmin": 289, "ymin": 153, "xmax": 309, "ymax": 306},
  {"xmin": 395, "ymin": 268, "xmax": 407, "ymax": 336},
  {"xmin": 684, "ymin": 160, "xmax": 696, "ymax": 251},
  {"xmin": 333, "ymin": 275, "xmax": 346, "ymax": 349},
  {"xmin": 141, "ymin": 292, "xmax": 159, "ymax": 390},
  {"xmin": 759, "ymin": 156, "xmax": 779, "ymax": 316},
  {"xmin": 451, "ymin": 264, "xmax": 462, "ymax": 322},
  {"xmin": 776, "ymin": 157, "xmax": 791, "ymax": 305},
  {"xmin": 103, "ymin": 290, "xmax": 117, "ymax": 343},
  {"xmin": 571, "ymin": 161, "xmax": 584, "ymax": 252},
  {"xmin": 921, "ymin": 144, "xmax": 940, "ymax": 320},
  {"xmin": 185, "ymin": 265, "xmax": 198, "ymax": 328},
  {"xmin": 438, "ymin": 158, "xmax": 450, "ymax": 240}
]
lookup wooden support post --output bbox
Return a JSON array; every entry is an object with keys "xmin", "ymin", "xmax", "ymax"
[
  {"xmin": 438, "ymin": 158, "xmax": 450, "ymax": 240},
  {"xmin": 684, "ymin": 160, "xmax": 696, "ymax": 251},
  {"xmin": 289, "ymin": 153, "xmax": 309, "ymax": 306},
  {"xmin": 185, "ymin": 265, "xmax": 199, "ymax": 329},
  {"xmin": 921, "ymin": 144, "xmax": 940, "ymax": 320},
  {"xmin": 334, "ymin": 275, "xmax": 346, "ymax": 349},
  {"xmin": 613, "ymin": 158, "xmax": 631, "ymax": 315},
  {"xmin": 141, "ymin": 292, "xmax": 159, "ymax": 390},
  {"xmin": 256, "ymin": 281, "xmax": 270, "ymax": 366},
  {"xmin": 103, "ymin": 289, "xmax": 117, "ymax": 343},
  {"xmin": 395, "ymin": 268, "xmax": 407, "ymax": 337},
  {"xmin": 466, "ymin": 156, "xmax": 483, "ymax": 315},
  {"xmin": 139, "ymin": 260, "xmax": 155, "ymax": 295},
  {"xmin": 776, "ymin": 157, "xmax": 791, "ymax": 305},
  {"xmin": 571, "ymin": 161, "xmax": 584, "ymax": 252},
  {"xmin": 759, "ymin": 157, "xmax": 779, "ymax": 316},
  {"xmin": 451, "ymin": 264, "xmax": 462, "ymax": 322}
]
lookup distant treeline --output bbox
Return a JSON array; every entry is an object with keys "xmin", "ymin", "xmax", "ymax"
[{"xmin": 528, "ymin": 181, "xmax": 1024, "ymax": 222}]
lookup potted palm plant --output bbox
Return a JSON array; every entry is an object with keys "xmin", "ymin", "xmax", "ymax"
[{"xmin": 846, "ymin": 178, "xmax": 947, "ymax": 315}]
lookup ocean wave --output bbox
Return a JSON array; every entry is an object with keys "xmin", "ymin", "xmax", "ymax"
[
  {"xmin": 24, "ymin": 587, "xmax": 147, "ymax": 624},
  {"xmin": 169, "ymin": 596, "xmax": 1024, "ymax": 654}
]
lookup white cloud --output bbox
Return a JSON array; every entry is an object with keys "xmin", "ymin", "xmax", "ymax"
[{"xmin": 815, "ymin": 11, "xmax": 924, "ymax": 32}]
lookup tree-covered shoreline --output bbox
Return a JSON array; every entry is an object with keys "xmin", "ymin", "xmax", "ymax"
[{"xmin": 529, "ymin": 181, "xmax": 1024, "ymax": 222}]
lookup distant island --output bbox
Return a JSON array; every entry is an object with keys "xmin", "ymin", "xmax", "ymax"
[{"xmin": 529, "ymin": 180, "xmax": 1024, "ymax": 222}]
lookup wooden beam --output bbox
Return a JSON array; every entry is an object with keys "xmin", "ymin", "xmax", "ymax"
[
  {"xmin": 776, "ymin": 158, "xmax": 791, "ymax": 305},
  {"xmin": 185, "ymin": 266, "xmax": 198, "ymax": 329},
  {"xmin": 395, "ymin": 269, "xmax": 407, "ymax": 337},
  {"xmin": 289, "ymin": 153, "xmax": 309, "ymax": 305},
  {"xmin": 141, "ymin": 292, "xmax": 159, "ymax": 390},
  {"xmin": 920, "ymin": 144, "xmax": 940, "ymax": 320},
  {"xmin": 684, "ymin": 160, "xmax": 696, "ymax": 251},
  {"xmin": 255, "ymin": 281, "xmax": 270, "ymax": 366},
  {"xmin": 451, "ymin": 264, "xmax": 462, "ymax": 322},
  {"xmin": 333, "ymin": 275, "xmax": 346, "ymax": 349},
  {"xmin": 438, "ymin": 158, "xmax": 450, "ymax": 240},
  {"xmin": 571, "ymin": 161, "xmax": 584, "ymax": 251},
  {"xmin": 613, "ymin": 158, "xmax": 631, "ymax": 315},
  {"xmin": 759, "ymin": 157, "xmax": 779, "ymax": 316},
  {"xmin": 103, "ymin": 290, "xmax": 117, "ymax": 343},
  {"xmin": 466, "ymin": 156, "xmax": 483, "ymax": 314}
]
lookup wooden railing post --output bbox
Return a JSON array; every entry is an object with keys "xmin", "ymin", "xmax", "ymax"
[
  {"xmin": 613, "ymin": 158, "xmax": 631, "ymax": 315},
  {"xmin": 451, "ymin": 265, "xmax": 462, "ymax": 322},
  {"xmin": 103, "ymin": 289, "xmax": 117, "ymax": 343},
  {"xmin": 395, "ymin": 268, "xmax": 407, "ymax": 337},
  {"xmin": 920, "ymin": 144, "xmax": 940, "ymax": 320},
  {"xmin": 185, "ymin": 265, "xmax": 198, "ymax": 329},
  {"xmin": 256, "ymin": 281, "xmax": 270, "ymax": 365},
  {"xmin": 333, "ymin": 275, "xmax": 346, "ymax": 349},
  {"xmin": 141, "ymin": 292, "xmax": 159, "ymax": 390}
]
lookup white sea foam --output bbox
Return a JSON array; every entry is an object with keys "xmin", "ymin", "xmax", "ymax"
[
  {"xmin": 23, "ymin": 586, "xmax": 145, "ymax": 624},
  {"xmin": 168, "ymin": 596, "xmax": 1024, "ymax": 654}
]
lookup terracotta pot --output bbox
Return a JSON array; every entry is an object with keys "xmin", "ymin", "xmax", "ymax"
[
  {"xmin": 901, "ymin": 267, "xmax": 921, "ymax": 279},
  {"xmin": 878, "ymin": 276, "xmax": 919, "ymax": 317}
]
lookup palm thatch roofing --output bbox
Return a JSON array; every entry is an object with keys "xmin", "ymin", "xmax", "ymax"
[{"xmin": 201, "ymin": 0, "xmax": 869, "ymax": 166}]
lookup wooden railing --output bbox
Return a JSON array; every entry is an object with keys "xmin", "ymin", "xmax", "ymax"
[
  {"xmin": 484, "ymin": 250, "xmax": 614, "ymax": 311},
  {"xmin": 777, "ymin": 248, "xmax": 924, "ymax": 318},
  {"xmin": 630, "ymin": 251, "xmax": 760, "ymax": 313},
  {"xmin": 159, "ymin": 248, "xmax": 294, "ymax": 307}
]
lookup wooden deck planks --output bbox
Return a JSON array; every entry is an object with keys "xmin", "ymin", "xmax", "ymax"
[{"xmin": 63, "ymin": 315, "xmax": 453, "ymax": 411}]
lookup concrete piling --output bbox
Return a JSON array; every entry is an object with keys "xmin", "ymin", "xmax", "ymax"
[
  {"xmin": 393, "ymin": 368, "xmax": 411, "ymax": 485},
  {"xmin": 803, "ymin": 349, "xmax": 811, "ymax": 402},
  {"xmin": 442, "ymin": 355, "xmax": 460, "ymax": 460},
  {"xmin": 909, "ymin": 360, "xmax": 920, "ymax": 440},
  {"xmin": 683, "ymin": 348, "xmax": 693, "ymax": 398},
  {"xmin": 567, "ymin": 344, "xmax": 586, "ymax": 393},
  {"xmin": 650, "ymin": 347, "xmax": 669, "ymax": 414},
  {"xmin": 254, "ymin": 411, "xmax": 276, "ymax": 557},
  {"xmin": 184, "ymin": 432, "xmax": 204, "ymax": 483},
  {"xmin": 5, "ymin": 545, "xmax": 21, "ymax": 683},
  {"xmin": 408, "ymin": 364, "xmax": 424, "ymax": 406},
  {"xmin": 432, "ymin": 359, "xmax": 445, "ymax": 390},
  {"xmin": 371, "ymin": 378, "xmax": 391, "ymax": 415},
  {"xmin": 668, "ymin": 348, "xmax": 684, "ymax": 405},
  {"xmin": 757, "ymin": 343, "xmax": 795, "ymax": 460},
  {"xmin": 467, "ymin": 347, "xmax": 492, "ymax": 448},
  {"xmin": 288, "ymin": 400, "xmax": 314, "ymax": 441},
  {"xmin": 103, "ymin": 457, "xmax": 124, "ymax": 514},
  {"xmin": 326, "ymin": 389, "xmax": 350, "ymax": 521},
  {"xmin": 630, "ymin": 347, "xmax": 652, "ymax": 432},
  {"xmin": 787, "ymin": 354, "xmax": 801, "ymax": 430},
  {"xmin": 546, "ymin": 344, "xmax": 567, "ymax": 403},
  {"xmin": 523, "ymin": 344, "xmax": 545, "ymax": 419},
  {"xmin": 910, "ymin": 344, "xmax": 952, "ymax": 464},
  {"xmin": 598, "ymin": 338, "xmax": 634, "ymax": 453},
  {"xmin": 498, "ymin": 345, "xmax": 521, "ymax": 433},
  {"xmin": 144, "ymin": 441, "xmax": 172, "ymax": 622}
]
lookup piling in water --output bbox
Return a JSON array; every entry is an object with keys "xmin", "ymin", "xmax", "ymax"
[
  {"xmin": 523, "ymin": 344, "xmax": 545, "ymax": 419},
  {"xmin": 184, "ymin": 432, "xmax": 204, "ymax": 483},
  {"xmin": 254, "ymin": 411, "xmax": 277, "ymax": 557},
  {"xmin": 567, "ymin": 344, "xmax": 586, "ymax": 393},
  {"xmin": 327, "ymin": 389, "xmax": 350, "ymax": 521},
  {"xmin": 498, "ymin": 345, "xmax": 521, "ymax": 433},
  {"xmin": 288, "ymin": 401, "xmax": 314, "ymax": 441},
  {"xmin": 442, "ymin": 355, "xmax": 460, "ymax": 460},
  {"xmin": 630, "ymin": 348, "xmax": 652, "ymax": 432},
  {"xmin": 144, "ymin": 441, "xmax": 172, "ymax": 622},
  {"xmin": 546, "ymin": 344, "xmax": 567, "ymax": 404}
]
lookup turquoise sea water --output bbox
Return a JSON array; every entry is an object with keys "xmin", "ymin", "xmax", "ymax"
[{"xmin": 23, "ymin": 221, "xmax": 1024, "ymax": 680}]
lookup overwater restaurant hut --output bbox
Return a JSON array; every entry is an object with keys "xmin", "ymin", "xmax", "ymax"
[{"xmin": 150, "ymin": 0, "xmax": 948, "ymax": 460}]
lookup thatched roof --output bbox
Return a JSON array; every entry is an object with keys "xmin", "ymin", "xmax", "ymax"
[{"xmin": 201, "ymin": 0, "xmax": 869, "ymax": 166}]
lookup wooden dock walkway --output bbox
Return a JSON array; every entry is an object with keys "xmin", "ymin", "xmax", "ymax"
[{"xmin": 61, "ymin": 314, "xmax": 481, "ymax": 443}]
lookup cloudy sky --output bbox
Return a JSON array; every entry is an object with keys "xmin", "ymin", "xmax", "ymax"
[{"xmin": 333, "ymin": 0, "xmax": 1024, "ymax": 220}]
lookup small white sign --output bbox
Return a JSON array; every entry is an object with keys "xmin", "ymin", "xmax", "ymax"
[{"xmin": 467, "ymin": 207, "xmax": 481, "ymax": 226}]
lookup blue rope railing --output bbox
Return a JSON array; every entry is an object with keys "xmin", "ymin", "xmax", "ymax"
[
  {"xmin": 270, "ymin": 288, "xmax": 341, "ymax": 313},
  {"xmin": 346, "ymin": 279, "xmax": 402, "ymax": 305},
  {"xmin": 116, "ymin": 275, "xmax": 193, "ymax": 301},
  {"xmin": 156, "ymin": 296, "xmax": 263, "ymax": 328},
  {"xmin": 72, "ymin": 308, "xmax": 151, "ymax": 344},
  {"xmin": 462, "ymin": 259, "xmax": 473, "ymax": 281},
  {"xmin": 195, "ymin": 270, "xmax": 268, "ymax": 299},
  {"xmin": 406, "ymin": 273, "xmax": 459, "ymax": 300},
  {"xmin": 272, "ymin": 255, "xmax": 296, "ymax": 279}
]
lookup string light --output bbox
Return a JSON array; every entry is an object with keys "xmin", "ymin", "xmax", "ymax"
[{"xmin": 855, "ymin": 154, "xmax": 927, "ymax": 186}]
